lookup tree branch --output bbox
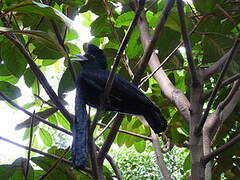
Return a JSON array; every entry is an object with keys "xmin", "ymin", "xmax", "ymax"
[
  {"xmin": 177, "ymin": 0, "xmax": 199, "ymax": 87},
  {"xmin": 137, "ymin": 2, "xmax": 191, "ymax": 122},
  {"xmin": 97, "ymin": 0, "xmax": 146, "ymax": 167},
  {"xmin": 195, "ymin": 39, "xmax": 240, "ymax": 135},
  {"xmin": 39, "ymin": 147, "xmax": 70, "ymax": 180},
  {"xmin": 133, "ymin": 0, "xmax": 175, "ymax": 84},
  {"xmin": 202, "ymin": 49, "xmax": 236, "ymax": 80},
  {"xmin": 0, "ymin": 91, "xmax": 72, "ymax": 135},
  {"xmin": 202, "ymin": 73, "xmax": 240, "ymax": 101},
  {"xmin": 6, "ymin": 35, "xmax": 73, "ymax": 123},
  {"xmin": 151, "ymin": 130, "xmax": 171, "ymax": 179},
  {"xmin": 0, "ymin": 136, "xmax": 72, "ymax": 166},
  {"xmin": 25, "ymin": 111, "xmax": 35, "ymax": 178},
  {"xmin": 97, "ymin": 122, "xmax": 152, "ymax": 141},
  {"xmin": 202, "ymin": 134, "xmax": 240, "ymax": 164}
]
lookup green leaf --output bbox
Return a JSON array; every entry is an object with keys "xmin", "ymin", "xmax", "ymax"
[
  {"xmin": 0, "ymin": 158, "xmax": 34, "ymax": 180},
  {"xmin": 0, "ymin": 64, "xmax": 11, "ymax": 76},
  {"xmin": 1, "ymin": 39, "xmax": 27, "ymax": 77},
  {"xmin": 0, "ymin": 75, "xmax": 18, "ymax": 84},
  {"xmin": 39, "ymin": 128, "xmax": 53, "ymax": 147},
  {"xmin": 115, "ymin": 11, "xmax": 135, "ymax": 28},
  {"xmin": 48, "ymin": 113, "xmax": 58, "ymax": 125},
  {"xmin": 90, "ymin": 16, "xmax": 112, "ymax": 37},
  {"xmin": 0, "ymin": 81, "xmax": 21, "ymax": 100},
  {"xmin": 79, "ymin": 0, "xmax": 107, "ymax": 16},
  {"xmin": 65, "ymin": 29, "xmax": 78, "ymax": 41},
  {"xmin": 31, "ymin": 156, "xmax": 91, "ymax": 179},
  {"xmin": 194, "ymin": 0, "xmax": 226, "ymax": 14},
  {"xmin": 134, "ymin": 140, "xmax": 146, "ymax": 153},
  {"xmin": 58, "ymin": 62, "xmax": 81, "ymax": 97},
  {"xmin": 41, "ymin": 59, "xmax": 58, "ymax": 66},
  {"xmin": 55, "ymin": 112, "xmax": 71, "ymax": 130},
  {"xmin": 125, "ymin": 135, "xmax": 137, "ymax": 148},
  {"xmin": 126, "ymin": 28, "xmax": 143, "ymax": 59},
  {"xmin": 117, "ymin": 133, "xmax": 126, "ymax": 147},
  {"xmin": 183, "ymin": 153, "xmax": 191, "ymax": 171},
  {"xmin": 66, "ymin": 42, "xmax": 81, "ymax": 55},
  {"xmin": 4, "ymin": 0, "xmax": 73, "ymax": 27},
  {"xmin": 0, "ymin": 27, "xmax": 65, "ymax": 59},
  {"xmin": 24, "ymin": 68, "xmax": 36, "ymax": 88}
]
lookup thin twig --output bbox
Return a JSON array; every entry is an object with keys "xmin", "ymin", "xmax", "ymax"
[
  {"xmin": 39, "ymin": 147, "xmax": 70, "ymax": 180},
  {"xmin": 0, "ymin": 91, "xmax": 72, "ymax": 135},
  {"xmin": 177, "ymin": 0, "xmax": 199, "ymax": 87},
  {"xmin": 34, "ymin": 94, "xmax": 56, "ymax": 107},
  {"xmin": 25, "ymin": 111, "xmax": 35, "ymax": 179},
  {"xmin": 195, "ymin": 39, "xmax": 240, "ymax": 135},
  {"xmin": 151, "ymin": 130, "xmax": 171, "ymax": 179},
  {"xmin": 95, "ymin": 114, "xmax": 117, "ymax": 141},
  {"xmin": 6, "ymin": 35, "xmax": 73, "ymax": 123},
  {"xmin": 51, "ymin": 20, "xmax": 76, "ymax": 82},
  {"xmin": 133, "ymin": 0, "xmax": 176, "ymax": 84},
  {"xmin": 218, "ymin": 80, "xmax": 240, "ymax": 110},
  {"xmin": 201, "ymin": 134, "xmax": 240, "ymax": 164},
  {"xmin": 97, "ymin": 122, "xmax": 152, "ymax": 141}
]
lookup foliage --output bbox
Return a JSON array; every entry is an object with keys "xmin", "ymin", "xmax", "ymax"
[{"xmin": 0, "ymin": 0, "xmax": 240, "ymax": 179}]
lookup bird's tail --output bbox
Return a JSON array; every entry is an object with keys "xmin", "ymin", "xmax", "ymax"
[{"xmin": 143, "ymin": 109, "xmax": 167, "ymax": 134}]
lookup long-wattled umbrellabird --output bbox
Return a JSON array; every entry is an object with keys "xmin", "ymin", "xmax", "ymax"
[{"xmin": 71, "ymin": 44, "xmax": 167, "ymax": 169}]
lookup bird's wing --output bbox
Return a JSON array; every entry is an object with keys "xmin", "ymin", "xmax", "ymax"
[{"xmin": 79, "ymin": 70, "xmax": 156, "ymax": 107}]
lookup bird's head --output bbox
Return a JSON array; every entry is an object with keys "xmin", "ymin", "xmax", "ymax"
[{"xmin": 73, "ymin": 44, "xmax": 107, "ymax": 70}]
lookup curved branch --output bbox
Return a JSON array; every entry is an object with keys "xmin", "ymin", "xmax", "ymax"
[
  {"xmin": 137, "ymin": 3, "xmax": 191, "ymax": 122},
  {"xmin": 195, "ymin": 39, "xmax": 240, "ymax": 135},
  {"xmin": 202, "ymin": 134, "xmax": 240, "ymax": 164},
  {"xmin": 133, "ymin": 0, "xmax": 175, "ymax": 84}
]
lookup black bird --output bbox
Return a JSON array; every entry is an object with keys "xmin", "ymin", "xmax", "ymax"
[{"xmin": 72, "ymin": 44, "xmax": 167, "ymax": 169}]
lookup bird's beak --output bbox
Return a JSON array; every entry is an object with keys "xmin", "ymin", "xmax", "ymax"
[{"xmin": 72, "ymin": 54, "xmax": 88, "ymax": 62}]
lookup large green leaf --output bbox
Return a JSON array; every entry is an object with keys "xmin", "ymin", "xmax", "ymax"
[
  {"xmin": 115, "ymin": 11, "xmax": 134, "ymax": 28},
  {"xmin": 0, "ymin": 27, "xmax": 65, "ymax": 59},
  {"xmin": 0, "ymin": 157, "xmax": 34, "ymax": 180},
  {"xmin": 3, "ymin": 0, "xmax": 73, "ymax": 27},
  {"xmin": 1, "ymin": 39, "xmax": 27, "ymax": 78},
  {"xmin": 58, "ymin": 62, "xmax": 81, "ymax": 97},
  {"xmin": 194, "ymin": 0, "xmax": 226, "ymax": 14},
  {"xmin": 79, "ymin": 0, "xmax": 107, "ymax": 16},
  {"xmin": 90, "ymin": 16, "xmax": 112, "ymax": 37},
  {"xmin": 0, "ymin": 81, "xmax": 21, "ymax": 100}
]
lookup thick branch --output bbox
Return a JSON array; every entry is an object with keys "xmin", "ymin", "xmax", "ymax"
[
  {"xmin": 137, "ymin": 3, "xmax": 191, "ymax": 122},
  {"xmin": 195, "ymin": 39, "xmax": 240, "ymax": 135},
  {"xmin": 133, "ymin": 0, "xmax": 175, "ymax": 84},
  {"xmin": 6, "ymin": 35, "xmax": 73, "ymax": 123},
  {"xmin": 202, "ymin": 134, "xmax": 240, "ymax": 164},
  {"xmin": 177, "ymin": 0, "xmax": 199, "ymax": 87}
]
